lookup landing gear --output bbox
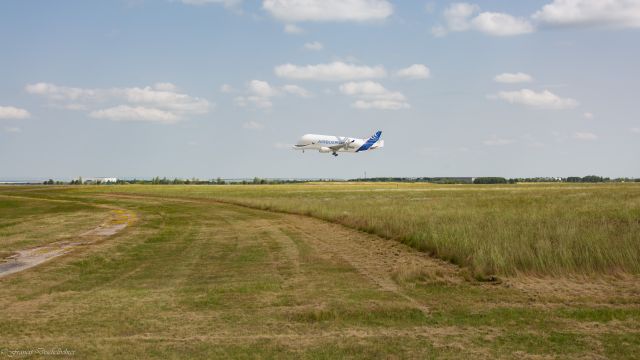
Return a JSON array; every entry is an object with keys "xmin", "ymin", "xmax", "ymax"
[{"xmin": 332, "ymin": 152, "xmax": 338, "ymax": 157}]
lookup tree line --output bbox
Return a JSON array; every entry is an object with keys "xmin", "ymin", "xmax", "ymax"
[
  {"xmin": 53, "ymin": 177, "xmax": 317, "ymax": 185},
  {"xmin": 41, "ymin": 175, "xmax": 640, "ymax": 185},
  {"xmin": 350, "ymin": 176, "xmax": 639, "ymax": 184}
]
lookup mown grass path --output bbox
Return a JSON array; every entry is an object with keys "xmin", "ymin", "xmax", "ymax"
[{"xmin": 0, "ymin": 187, "xmax": 639, "ymax": 358}]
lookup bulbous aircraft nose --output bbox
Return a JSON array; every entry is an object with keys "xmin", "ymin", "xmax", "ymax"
[{"xmin": 298, "ymin": 134, "xmax": 313, "ymax": 145}]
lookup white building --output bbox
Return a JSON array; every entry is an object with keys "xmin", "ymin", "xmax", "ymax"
[{"xmin": 78, "ymin": 177, "xmax": 118, "ymax": 184}]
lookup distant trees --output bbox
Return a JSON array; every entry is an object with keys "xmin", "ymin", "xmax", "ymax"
[
  {"xmin": 582, "ymin": 175, "xmax": 609, "ymax": 182},
  {"xmin": 473, "ymin": 177, "xmax": 507, "ymax": 184},
  {"xmin": 348, "ymin": 176, "xmax": 631, "ymax": 184},
  {"xmin": 253, "ymin": 177, "xmax": 268, "ymax": 184},
  {"xmin": 151, "ymin": 176, "xmax": 170, "ymax": 185},
  {"xmin": 566, "ymin": 175, "xmax": 609, "ymax": 183},
  {"xmin": 145, "ymin": 177, "xmax": 232, "ymax": 185},
  {"xmin": 349, "ymin": 177, "xmax": 474, "ymax": 184},
  {"xmin": 32, "ymin": 175, "xmax": 637, "ymax": 186},
  {"xmin": 508, "ymin": 177, "xmax": 562, "ymax": 183}
]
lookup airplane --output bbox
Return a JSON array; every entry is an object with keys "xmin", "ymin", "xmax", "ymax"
[{"xmin": 293, "ymin": 130, "xmax": 384, "ymax": 157}]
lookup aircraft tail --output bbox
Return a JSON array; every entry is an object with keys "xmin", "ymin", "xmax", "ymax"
[
  {"xmin": 356, "ymin": 130, "xmax": 383, "ymax": 152},
  {"xmin": 369, "ymin": 130, "xmax": 382, "ymax": 142},
  {"xmin": 371, "ymin": 139, "xmax": 384, "ymax": 149}
]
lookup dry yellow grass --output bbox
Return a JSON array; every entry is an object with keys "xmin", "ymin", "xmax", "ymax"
[{"xmin": 79, "ymin": 182, "xmax": 640, "ymax": 277}]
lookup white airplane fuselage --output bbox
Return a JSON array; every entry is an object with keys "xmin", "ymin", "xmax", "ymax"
[{"xmin": 293, "ymin": 131, "xmax": 383, "ymax": 156}]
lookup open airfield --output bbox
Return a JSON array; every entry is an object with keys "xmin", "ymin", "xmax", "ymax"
[{"xmin": 0, "ymin": 183, "xmax": 639, "ymax": 358}]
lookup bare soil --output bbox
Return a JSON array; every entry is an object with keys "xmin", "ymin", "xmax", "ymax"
[{"xmin": 0, "ymin": 209, "xmax": 135, "ymax": 278}]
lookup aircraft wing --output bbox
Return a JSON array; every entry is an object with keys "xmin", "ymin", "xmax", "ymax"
[{"xmin": 328, "ymin": 139, "xmax": 355, "ymax": 151}]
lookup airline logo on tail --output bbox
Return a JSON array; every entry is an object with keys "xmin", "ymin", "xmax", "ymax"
[{"xmin": 356, "ymin": 131, "xmax": 382, "ymax": 152}]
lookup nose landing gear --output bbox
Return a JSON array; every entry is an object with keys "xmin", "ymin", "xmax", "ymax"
[{"xmin": 332, "ymin": 152, "xmax": 338, "ymax": 157}]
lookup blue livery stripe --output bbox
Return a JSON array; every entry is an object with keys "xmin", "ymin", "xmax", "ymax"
[{"xmin": 356, "ymin": 130, "xmax": 382, "ymax": 152}]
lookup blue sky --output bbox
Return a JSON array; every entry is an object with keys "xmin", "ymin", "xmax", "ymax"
[{"xmin": 1, "ymin": 0, "xmax": 639, "ymax": 180}]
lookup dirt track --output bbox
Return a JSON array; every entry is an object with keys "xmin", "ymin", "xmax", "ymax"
[{"xmin": 0, "ymin": 206, "xmax": 135, "ymax": 278}]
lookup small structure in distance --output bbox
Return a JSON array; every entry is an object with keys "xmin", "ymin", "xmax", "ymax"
[{"xmin": 75, "ymin": 177, "xmax": 118, "ymax": 184}]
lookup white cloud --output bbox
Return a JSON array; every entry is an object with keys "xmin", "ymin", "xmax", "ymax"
[
  {"xmin": 275, "ymin": 61, "xmax": 386, "ymax": 81},
  {"xmin": 583, "ymin": 112, "xmax": 594, "ymax": 119},
  {"xmin": 120, "ymin": 86, "xmax": 210, "ymax": 114},
  {"xmin": 434, "ymin": 3, "xmax": 534, "ymax": 36},
  {"xmin": 26, "ymin": 82, "xmax": 210, "ymax": 114},
  {"xmin": 249, "ymin": 80, "xmax": 280, "ymax": 98},
  {"xmin": 492, "ymin": 89, "xmax": 578, "ymax": 110},
  {"xmin": 4, "ymin": 126, "xmax": 21, "ymax": 133},
  {"xmin": 282, "ymin": 84, "xmax": 312, "ymax": 97},
  {"xmin": 303, "ymin": 41, "xmax": 324, "ymax": 51},
  {"xmin": 26, "ymin": 82, "xmax": 211, "ymax": 123},
  {"xmin": 263, "ymin": 0, "xmax": 393, "ymax": 22},
  {"xmin": 0, "ymin": 106, "xmax": 31, "ymax": 120},
  {"xmin": 483, "ymin": 135, "xmax": 515, "ymax": 146},
  {"xmin": 443, "ymin": 2, "xmax": 479, "ymax": 31},
  {"xmin": 242, "ymin": 121, "xmax": 264, "ymax": 130},
  {"xmin": 240, "ymin": 96, "xmax": 273, "ymax": 109},
  {"xmin": 25, "ymin": 82, "xmax": 101, "ymax": 102},
  {"xmin": 284, "ymin": 24, "xmax": 304, "ymax": 34},
  {"xmin": 340, "ymin": 80, "xmax": 393, "ymax": 96},
  {"xmin": 220, "ymin": 84, "xmax": 235, "ymax": 93},
  {"xmin": 470, "ymin": 12, "xmax": 534, "ymax": 36},
  {"xmin": 153, "ymin": 82, "xmax": 177, "ymax": 91},
  {"xmin": 630, "ymin": 127, "xmax": 640, "ymax": 134},
  {"xmin": 339, "ymin": 81, "xmax": 409, "ymax": 110},
  {"xmin": 236, "ymin": 80, "xmax": 310, "ymax": 109},
  {"xmin": 494, "ymin": 72, "xmax": 533, "ymax": 83},
  {"xmin": 532, "ymin": 0, "xmax": 640, "ymax": 28},
  {"xmin": 396, "ymin": 64, "xmax": 431, "ymax": 79},
  {"xmin": 573, "ymin": 131, "xmax": 598, "ymax": 140},
  {"xmin": 90, "ymin": 106, "xmax": 180, "ymax": 124}
]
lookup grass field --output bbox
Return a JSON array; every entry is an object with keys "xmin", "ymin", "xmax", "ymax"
[
  {"xmin": 0, "ymin": 184, "xmax": 639, "ymax": 358},
  {"xmin": 84, "ymin": 182, "xmax": 640, "ymax": 277},
  {"xmin": 0, "ymin": 194, "xmax": 111, "ymax": 259}
]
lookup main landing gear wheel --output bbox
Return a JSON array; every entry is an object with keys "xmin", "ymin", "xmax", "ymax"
[{"xmin": 332, "ymin": 152, "xmax": 338, "ymax": 157}]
